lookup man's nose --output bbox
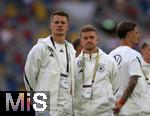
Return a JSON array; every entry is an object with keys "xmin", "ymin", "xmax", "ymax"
[
  {"xmin": 87, "ymin": 38, "xmax": 92, "ymax": 42},
  {"xmin": 57, "ymin": 22, "xmax": 64, "ymax": 25},
  {"xmin": 58, "ymin": 23, "xmax": 63, "ymax": 26}
]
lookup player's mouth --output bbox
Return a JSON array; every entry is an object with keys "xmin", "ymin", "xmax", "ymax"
[{"xmin": 57, "ymin": 29, "xmax": 64, "ymax": 31}]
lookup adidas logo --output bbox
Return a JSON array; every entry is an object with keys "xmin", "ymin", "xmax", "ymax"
[
  {"xmin": 49, "ymin": 53, "xmax": 54, "ymax": 57},
  {"xmin": 60, "ymin": 49, "xmax": 64, "ymax": 52}
]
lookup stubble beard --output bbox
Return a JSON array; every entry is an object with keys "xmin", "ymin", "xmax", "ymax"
[{"xmin": 85, "ymin": 45, "xmax": 95, "ymax": 53}]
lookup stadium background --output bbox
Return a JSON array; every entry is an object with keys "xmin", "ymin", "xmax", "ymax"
[{"xmin": 0, "ymin": 0, "xmax": 150, "ymax": 91}]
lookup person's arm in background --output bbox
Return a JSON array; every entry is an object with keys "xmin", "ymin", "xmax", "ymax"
[{"xmin": 114, "ymin": 58, "xmax": 141, "ymax": 113}]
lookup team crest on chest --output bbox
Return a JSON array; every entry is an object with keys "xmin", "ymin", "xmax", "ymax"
[
  {"xmin": 77, "ymin": 60, "xmax": 85, "ymax": 68},
  {"xmin": 47, "ymin": 46, "xmax": 54, "ymax": 57},
  {"xmin": 48, "ymin": 46, "xmax": 54, "ymax": 52},
  {"xmin": 97, "ymin": 63, "xmax": 105, "ymax": 73}
]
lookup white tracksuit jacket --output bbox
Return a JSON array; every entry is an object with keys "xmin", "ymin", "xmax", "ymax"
[
  {"xmin": 74, "ymin": 48, "xmax": 119, "ymax": 116},
  {"xmin": 24, "ymin": 36, "xmax": 75, "ymax": 116},
  {"xmin": 138, "ymin": 55, "xmax": 150, "ymax": 114}
]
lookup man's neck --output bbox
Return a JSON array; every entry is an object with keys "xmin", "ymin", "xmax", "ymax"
[
  {"xmin": 144, "ymin": 57, "xmax": 150, "ymax": 64},
  {"xmin": 52, "ymin": 35, "xmax": 65, "ymax": 44},
  {"xmin": 83, "ymin": 48, "xmax": 98, "ymax": 54},
  {"xmin": 121, "ymin": 39, "xmax": 133, "ymax": 48}
]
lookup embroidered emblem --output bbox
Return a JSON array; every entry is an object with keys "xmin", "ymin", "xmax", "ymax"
[
  {"xmin": 113, "ymin": 54, "xmax": 122, "ymax": 66},
  {"xmin": 77, "ymin": 60, "xmax": 85, "ymax": 68},
  {"xmin": 48, "ymin": 46, "xmax": 53, "ymax": 52},
  {"xmin": 97, "ymin": 63, "xmax": 105, "ymax": 73}
]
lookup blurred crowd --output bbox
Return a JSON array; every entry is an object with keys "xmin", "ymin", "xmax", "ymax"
[{"xmin": 0, "ymin": 0, "xmax": 150, "ymax": 91}]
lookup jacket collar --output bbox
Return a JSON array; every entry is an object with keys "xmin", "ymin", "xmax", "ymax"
[
  {"xmin": 37, "ymin": 35, "xmax": 75, "ymax": 54},
  {"xmin": 78, "ymin": 48, "xmax": 104, "ymax": 59},
  {"xmin": 38, "ymin": 35, "xmax": 68, "ymax": 48}
]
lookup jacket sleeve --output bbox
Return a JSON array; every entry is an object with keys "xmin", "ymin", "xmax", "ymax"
[
  {"xmin": 109, "ymin": 57, "xmax": 120, "ymax": 95},
  {"xmin": 24, "ymin": 43, "xmax": 44, "ymax": 91}
]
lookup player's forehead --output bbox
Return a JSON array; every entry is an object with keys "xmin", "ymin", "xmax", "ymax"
[
  {"xmin": 81, "ymin": 31, "xmax": 97, "ymax": 37},
  {"xmin": 52, "ymin": 15, "xmax": 68, "ymax": 22}
]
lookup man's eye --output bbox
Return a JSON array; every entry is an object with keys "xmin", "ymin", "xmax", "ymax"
[
  {"xmin": 83, "ymin": 37, "xmax": 87, "ymax": 40},
  {"xmin": 90, "ymin": 36, "xmax": 94, "ymax": 39},
  {"xmin": 60, "ymin": 21, "xmax": 64, "ymax": 24},
  {"xmin": 54, "ymin": 21, "xmax": 59, "ymax": 24}
]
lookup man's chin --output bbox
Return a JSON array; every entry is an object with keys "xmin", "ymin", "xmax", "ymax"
[
  {"xmin": 85, "ymin": 48, "xmax": 93, "ymax": 51},
  {"xmin": 56, "ymin": 33, "xmax": 65, "ymax": 36}
]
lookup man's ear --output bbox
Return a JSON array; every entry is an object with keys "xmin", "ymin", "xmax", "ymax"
[
  {"xmin": 141, "ymin": 48, "xmax": 144, "ymax": 55},
  {"xmin": 97, "ymin": 37, "xmax": 100, "ymax": 44},
  {"xmin": 126, "ymin": 31, "xmax": 130, "ymax": 39},
  {"xmin": 97, "ymin": 37, "xmax": 100, "ymax": 42},
  {"xmin": 67, "ymin": 24, "xmax": 69, "ymax": 31},
  {"xmin": 126, "ymin": 31, "xmax": 133, "ymax": 40}
]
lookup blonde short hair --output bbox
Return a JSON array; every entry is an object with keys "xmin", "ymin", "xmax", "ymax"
[{"xmin": 79, "ymin": 24, "xmax": 97, "ymax": 38}]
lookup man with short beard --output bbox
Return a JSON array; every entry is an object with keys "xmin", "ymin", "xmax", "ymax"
[{"xmin": 74, "ymin": 25, "xmax": 119, "ymax": 116}]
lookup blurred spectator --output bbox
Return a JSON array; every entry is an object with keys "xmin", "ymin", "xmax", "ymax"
[
  {"xmin": 0, "ymin": 26, "xmax": 14, "ymax": 45},
  {"xmin": 0, "ymin": 64, "xmax": 7, "ymax": 90},
  {"xmin": 33, "ymin": 0, "xmax": 48, "ymax": 22},
  {"xmin": 5, "ymin": 4, "xmax": 18, "ymax": 18}
]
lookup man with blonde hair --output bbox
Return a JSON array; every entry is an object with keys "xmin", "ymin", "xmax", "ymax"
[{"xmin": 74, "ymin": 24, "xmax": 119, "ymax": 116}]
